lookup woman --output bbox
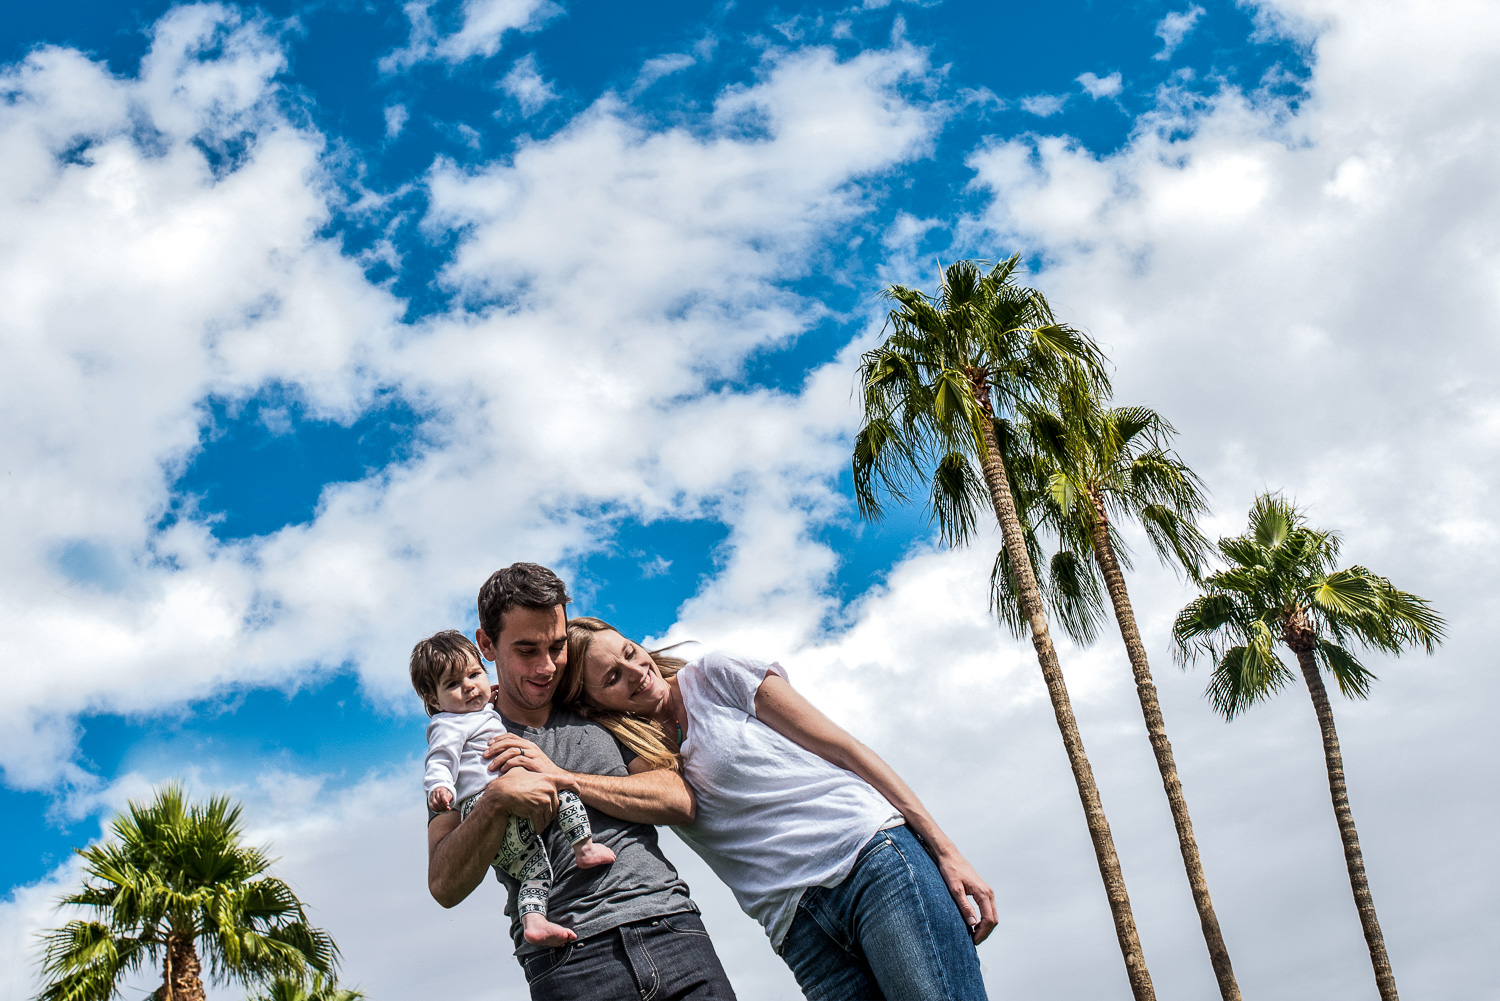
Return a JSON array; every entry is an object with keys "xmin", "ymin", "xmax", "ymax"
[{"xmin": 555, "ymin": 616, "xmax": 996, "ymax": 1001}]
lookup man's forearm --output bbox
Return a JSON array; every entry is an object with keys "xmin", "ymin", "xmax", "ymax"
[
  {"xmin": 427, "ymin": 799, "xmax": 508, "ymax": 908},
  {"xmin": 570, "ymin": 767, "xmax": 696, "ymax": 825}
]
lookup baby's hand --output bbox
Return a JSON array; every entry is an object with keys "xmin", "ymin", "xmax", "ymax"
[{"xmin": 428, "ymin": 787, "xmax": 454, "ymax": 812}]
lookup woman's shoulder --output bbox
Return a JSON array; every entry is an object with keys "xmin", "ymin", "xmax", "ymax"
[
  {"xmin": 681, "ymin": 649, "xmax": 783, "ymax": 710},
  {"xmin": 682, "ymin": 648, "xmax": 759, "ymax": 679}
]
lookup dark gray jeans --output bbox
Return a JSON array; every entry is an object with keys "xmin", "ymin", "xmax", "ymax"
[{"xmin": 520, "ymin": 912, "xmax": 737, "ymax": 1001}]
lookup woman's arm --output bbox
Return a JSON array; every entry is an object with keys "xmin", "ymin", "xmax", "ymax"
[
  {"xmin": 484, "ymin": 733, "xmax": 697, "ymax": 825},
  {"xmin": 754, "ymin": 672, "xmax": 999, "ymax": 944}
]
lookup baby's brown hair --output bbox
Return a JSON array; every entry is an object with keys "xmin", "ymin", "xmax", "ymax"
[{"xmin": 409, "ymin": 630, "xmax": 484, "ymax": 716}]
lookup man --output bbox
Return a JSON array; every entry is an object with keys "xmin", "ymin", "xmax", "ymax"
[{"xmin": 427, "ymin": 562, "xmax": 736, "ymax": 1000}]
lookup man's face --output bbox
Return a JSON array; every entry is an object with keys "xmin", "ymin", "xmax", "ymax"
[{"xmin": 477, "ymin": 604, "xmax": 567, "ymax": 719}]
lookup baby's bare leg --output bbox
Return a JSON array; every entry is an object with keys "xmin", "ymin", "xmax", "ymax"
[{"xmin": 557, "ymin": 790, "xmax": 615, "ymax": 869}]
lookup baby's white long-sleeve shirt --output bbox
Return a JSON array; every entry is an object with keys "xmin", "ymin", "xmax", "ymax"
[{"xmin": 424, "ymin": 706, "xmax": 510, "ymax": 804}]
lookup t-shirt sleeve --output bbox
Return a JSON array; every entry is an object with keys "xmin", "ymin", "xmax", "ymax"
[
  {"xmin": 695, "ymin": 651, "xmax": 788, "ymax": 717},
  {"xmin": 612, "ymin": 732, "xmax": 638, "ymax": 768}
]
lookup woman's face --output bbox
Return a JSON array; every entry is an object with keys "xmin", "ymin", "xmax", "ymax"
[{"xmin": 582, "ymin": 629, "xmax": 670, "ymax": 715}]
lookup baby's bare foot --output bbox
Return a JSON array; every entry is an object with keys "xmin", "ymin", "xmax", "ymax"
[
  {"xmin": 573, "ymin": 840, "xmax": 616, "ymax": 869},
  {"xmin": 522, "ymin": 913, "xmax": 577, "ymax": 948}
]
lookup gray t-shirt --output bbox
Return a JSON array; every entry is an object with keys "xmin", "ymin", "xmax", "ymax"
[{"xmin": 445, "ymin": 708, "xmax": 698, "ymax": 956}]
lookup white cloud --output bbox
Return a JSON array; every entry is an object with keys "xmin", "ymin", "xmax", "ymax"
[
  {"xmin": 1077, "ymin": 70, "xmax": 1123, "ymax": 99},
  {"xmin": 639, "ymin": 555, "xmax": 673, "ymax": 578},
  {"xmin": 1020, "ymin": 92, "xmax": 1068, "ymax": 117},
  {"xmin": 383, "ymin": 102, "xmax": 408, "ymax": 138},
  {"xmin": 1154, "ymin": 4, "xmax": 1206, "ymax": 60},
  {"xmin": 380, "ymin": 0, "xmax": 561, "ymax": 71},
  {"xmin": 0, "ymin": 5, "xmax": 405, "ymax": 786},
  {"xmin": 633, "ymin": 52, "xmax": 696, "ymax": 93},
  {"xmin": 0, "ymin": 23, "xmax": 942, "ymax": 788},
  {"xmin": 499, "ymin": 52, "xmax": 558, "ymax": 116}
]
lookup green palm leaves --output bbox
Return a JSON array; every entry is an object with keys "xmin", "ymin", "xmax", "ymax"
[
  {"xmin": 249, "ymin": 973, "xmax": 366, "ymax": 1001},
  {"xmin": 853, "ymin": 255, "xmax": 1108, "ymax": 542},
  {"xmin": 36, "ymin": 785, "xmax": 338, "ymax": 1001},
  {"xmin": 1174, "ymin": 493, "xmax": 1443, "ymax": 718},
  {"xmin": 1007, "ymin": 385, "xmax": 1212, "ymax": 641}
]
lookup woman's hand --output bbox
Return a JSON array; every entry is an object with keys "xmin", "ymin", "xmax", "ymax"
[{"xmin": 934, "ymin": 848, "xmax": 998, "ymax": 944}]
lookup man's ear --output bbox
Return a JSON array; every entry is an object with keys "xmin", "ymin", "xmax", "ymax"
[{"xmin": 475, "ymin": 627, "xmax": 496, "ymax": 662}]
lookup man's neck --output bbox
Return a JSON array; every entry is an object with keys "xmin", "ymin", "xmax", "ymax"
[{"xmin": 495, "ymin": 695, "xmax": 552, "ymax": 728}]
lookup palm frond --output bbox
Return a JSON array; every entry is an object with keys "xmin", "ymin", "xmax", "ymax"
[
  {"xmin": 1250, "ymin": 493, "xmax": 1297, "ymax": 549},
  {"xmin": 1139, "ymin": 502, "xmax": 1212, "ymax": 580},
  {"xmin": 1316, "ymin": 640, "xmax": 1377, "ymax": 700},
  {"xmin": 928, "ymin": 451, "xmax": 987, "ymax": 548},
  {"xmin": 1171, "ymin": 592, "xmax": 1243, "ymax": 665},
  {"xmin": 851, "ymin": 413, "xmax": 919, "ymax": 519},
  {"xmin": 1204, "ymin": 623, "xmax": 1293, "ymax": 719},
  {"xmin": 1045, "ymin": 548, "xmax": 1106, "ymax": 644},
  {"xmin": 1306, "ymin": 567, "xmax": 1383, "ymax": 620}
]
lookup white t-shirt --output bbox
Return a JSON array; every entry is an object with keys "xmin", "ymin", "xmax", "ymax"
[
  {"xmin": 424, "ymin": 705, "xmax": 508, "ymax": 805},
  {"xmin": 672, "ymin": 651, "xmax": 901, "ymax": 947}
]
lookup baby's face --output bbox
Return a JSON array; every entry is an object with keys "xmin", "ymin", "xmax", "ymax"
[{"xmin": 433, "ymin": 655, "xmax": 493, "ymax": 714}]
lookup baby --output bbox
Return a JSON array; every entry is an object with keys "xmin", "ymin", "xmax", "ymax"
[{"xmin": 410, "ymin": 630, "xmax": 615, "ymax": 947}]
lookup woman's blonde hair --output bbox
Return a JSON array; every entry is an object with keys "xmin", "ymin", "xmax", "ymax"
[{"xmin": 558, "ymin": 616, "xmax": 686, "ymax": 773}]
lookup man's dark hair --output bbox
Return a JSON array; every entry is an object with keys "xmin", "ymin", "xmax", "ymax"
[
  {"xmin": 410, "ymin": 629, "xmax": 484, "ymax": 716},
  {"xmin": 477, "ymin": 562, "xmax": 572, "ymax": 642}
]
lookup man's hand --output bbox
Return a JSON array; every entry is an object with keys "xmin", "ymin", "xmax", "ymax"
[
  {"xmin": 484, "ymin": 734, "xmax": 579, "ymax": 793},
  {"xmin": 428, "ymin": 786, "xmax": 454, "ymax": 813},
  {"xmin": 935, "ymin": 850, "xmax": 998, "ymax": 945},
  {"xmin": 484, "ymin": 765, "xmax": 561, "ymax": 831}
]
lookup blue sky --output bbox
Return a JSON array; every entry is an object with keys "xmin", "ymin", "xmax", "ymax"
[
  {"xmin": 3, "ymin": 1, "xmax": 1497, "ymax": 998},
  {"xmin": 0, "ymin": 0, "xmax": 1308, "ymax": 887}
]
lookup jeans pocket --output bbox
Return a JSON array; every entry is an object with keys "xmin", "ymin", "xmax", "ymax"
[
  {"xmin": 521, "ymin": 943, "xmax": 574, "ymax": 985},
  {"xmin": 658, "ymin": 913, "xmax": 711, "ymax": 937}
]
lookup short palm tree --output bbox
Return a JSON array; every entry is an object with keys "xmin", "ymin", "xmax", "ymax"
[
  {"xmin": 248, "ymin": 973, "xmax": 365, "ymax": 1001},
  {"xmin": 1173, "ymin": 494, "xmax": 1443, "ymax": 1001},
  {"xmin": 853, "ymin": 256, "xmax": 1157, "ymax": 1000},
  {"xmin": 1015, "ymin": 386, "xmax": 1242, "ymax": 1000},
  {"xmin": 36, "ymin": 784, "xmax": 338, "ymax": 1001}
]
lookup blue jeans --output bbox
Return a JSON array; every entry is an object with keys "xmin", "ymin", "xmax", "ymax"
[
  {"xmin": 776, "ymin": 825, "xmax": 988, "ymax": 1001},
  {"xmin": 520, "ymin": 911, "xmax": 736, "ymax": 1001}
]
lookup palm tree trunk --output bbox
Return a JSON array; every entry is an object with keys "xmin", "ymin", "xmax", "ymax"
[
  {"xmin": 975, "ymin": 415, "xmax": 1156, "ymax": 1001},
  {"xmin": 164, "ymin": 933, "xmax": 207, "ymax": 1001},
  {"xmin": 1086, "ymin": 490, "xmax": 1241, "ymax": 1000},
  {"xmin": 1290, "ymin": 642, "xmax": 1398, "ymax": 1001}
]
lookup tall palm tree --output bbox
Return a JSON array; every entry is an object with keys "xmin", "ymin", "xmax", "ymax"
[
  {"xmin": 1173, "ymin": 494, "xmax": 1444, "ymax": 1001},
  {"xmin": 853, "ymin": 256, "xmax": 1157, "ymax": 1001},
  {"xmin": 36, "ymin": 784, "xmax": 338, "ymax": 1001},
  {"xmin": 248, "ymin": 973, "xmax": 365, "ymax": 1001},
  {"xmin": 1014, "ymin": 386, "xmax": 1242, "ymax": 1000}
]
